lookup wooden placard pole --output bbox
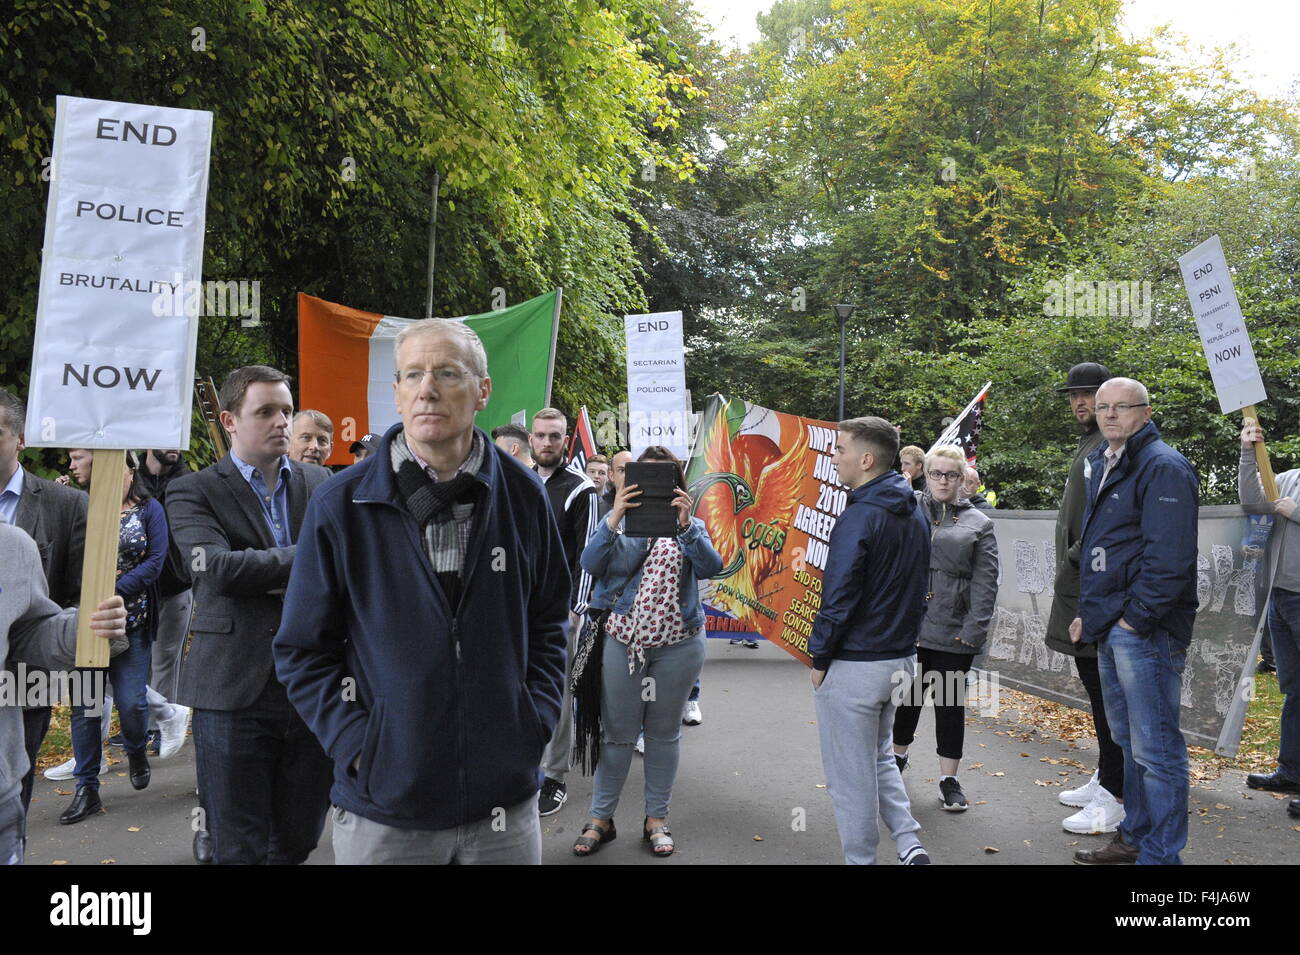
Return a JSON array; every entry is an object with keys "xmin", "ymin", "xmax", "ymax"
[
  {"xmin": 1241, "ymin": 404, "xmax": 1279, "ymax": 502},
  {"xmin": 75, "ymin": 448, "xmax": 126, "ymax": 668}
]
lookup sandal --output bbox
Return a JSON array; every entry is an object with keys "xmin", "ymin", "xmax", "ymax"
[
  {"xmin": 643, "ymin": 817, "xmax": 674, "ymax": 857},
  {"xmin": 572, "ymin": 819, "xmax": 616, "ymax": 856}
]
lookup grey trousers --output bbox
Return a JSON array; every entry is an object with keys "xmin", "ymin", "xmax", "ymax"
[
  {"xmin": 814, "ymin": 656, "xmax": 924, "ymax": 865},
  {"xmin": 331, "ymin": 796, "xmax": 541, "ymax": 864},
  {"xmin": 541, "ymin": 611, "xmax": 581, "ymax": 782},
  {"xmin": 149, "ymin": 589, "xmax": 192, "ymax": 704}
]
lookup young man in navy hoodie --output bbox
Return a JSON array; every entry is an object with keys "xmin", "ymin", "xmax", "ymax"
[{"xmin": 810, "ymin": 416, "xmax": 932, "ymax": 865}]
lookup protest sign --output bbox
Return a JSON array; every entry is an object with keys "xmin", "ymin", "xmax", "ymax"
[
  {"xmin": 25, "ymin": 96, "xmax": 212, "ymax": 666},
  {"xmin": 625, "ymin": 310, "xmax": 689, "ymax": 459},
  {"xmin": 25, "ymin": 96, "xmax": 211, "ymax": 452}
]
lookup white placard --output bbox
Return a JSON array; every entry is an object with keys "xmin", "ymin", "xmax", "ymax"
[
  {"xmin": 25, "ymin": 95, "xmax": 212, "ymax": 449},
  {"xmin": 1177, "ymin": 235, "xmax": 1267, "ymax": 415},
  {"xmin": 625, "ymin": 310, "xmax": 689, "ymax": 458}
]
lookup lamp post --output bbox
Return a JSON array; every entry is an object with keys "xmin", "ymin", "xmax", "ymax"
[{"xmin": 832, "ymin": 303, "xmax": 857, "ymax": 421}]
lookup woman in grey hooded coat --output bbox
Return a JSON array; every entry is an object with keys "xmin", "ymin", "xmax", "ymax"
[{"xmin": 892, "ymin": 445, "xmax": 999, "ymax": 812}]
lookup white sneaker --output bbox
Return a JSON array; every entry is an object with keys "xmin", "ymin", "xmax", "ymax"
[
  {"xmin": 682, "ymin": 700, "xmax": 702, "ymax": 725},
  {"xmin": 634, "ymin": 733, "xmax": 645, "ymax": 755},
  {"xmin": 1062, "ymin": 787, "xmax": 1125, "ymax": 834},
  {"xmin": 43, "ymin": 756, "xmax": 108, "ymax": 780},
  {"xmin": 1059, "ymin": 769, "xmax": 1100, "ymax": 808},
  {"xmin": 158, "ymin": 704, "xmax": 191, "ymax": 759}
]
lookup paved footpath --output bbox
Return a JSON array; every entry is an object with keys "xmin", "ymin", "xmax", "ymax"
[{"xmin": 22, "ymin": 640, "xmax": 1299, "ymax": 865}]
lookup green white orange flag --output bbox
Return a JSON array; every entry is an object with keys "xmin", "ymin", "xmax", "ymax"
[{"xmin": 298, "ymin": 290, "xmax": 562, "ymax": 465}]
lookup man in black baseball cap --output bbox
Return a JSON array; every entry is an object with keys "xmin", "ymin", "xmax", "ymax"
[
  {"xmin": 1045, "ymin": 361, "xmax": 1124, "ymax": 836},
  {"xmin": 349, "ymin": 434, "xmax": 378, "ymax": 463}
]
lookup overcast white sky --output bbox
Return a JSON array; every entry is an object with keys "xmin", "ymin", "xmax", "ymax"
[{"xmin": 692, "ymin": 0, "xmax": 1299, "ymax": 97}]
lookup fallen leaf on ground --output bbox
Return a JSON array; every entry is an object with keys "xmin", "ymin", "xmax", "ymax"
[
  {"xmin": 52, "ymin": 860, "xmax": 67, "ymax": 865},
  {"xmin": 1215, "ymin": 803, "xmax": 1230, "ymax": 810},
  {"xmin": 989, "ymin": 771, "xmax": 1005, "ymax": 777},
  {"xmin": 753, "ymin": 835, "xmax": 763, "ymax": 841},
  {"xmin": 127, "ymin": 826, "xmax": 141, "ymax": 832},
  {"xmin": 100, "ymin": 859, "xmax": 115, "ymax": 864},
  {"xmin": 982, "ymin": 846, "xmax": 1000, "ymax": 853},
  {"xmin": 54, "ymin": 789, "xmax": 71, "ymax": 796}
]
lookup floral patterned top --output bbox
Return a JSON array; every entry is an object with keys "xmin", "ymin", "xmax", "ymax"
[
  {"xmin": 605, "ymin": 535, "xmax": 689, "ymax": 673},
  {"xmin": 118, "ymin": 505, "xmax": 150, "ymax": 633}
]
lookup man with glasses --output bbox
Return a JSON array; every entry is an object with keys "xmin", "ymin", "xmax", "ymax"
[
  {"xmin": 274, "ymin": 319, "xmax": 569, "ymax": 863},
  {"xmin": 1071, "ymin": 377, "xmax": 1198, "ymax": 865},
  {"xmin": 1044, "ymin": 362, "xmax": 1126, "ymax": 836},
  {"xmin": 529, "ymin": 408, "xmax": 598, "ymax": 816}
]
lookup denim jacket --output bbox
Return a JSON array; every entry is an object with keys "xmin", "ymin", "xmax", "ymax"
[{"xmin": 580, "ymin": 516, "xmax": 724, "ymax": 630}]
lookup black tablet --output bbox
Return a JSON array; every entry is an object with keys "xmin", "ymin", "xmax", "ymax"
[{"xmin": 623, "ymin": 461, "xmax": 681, "ymax": 537}]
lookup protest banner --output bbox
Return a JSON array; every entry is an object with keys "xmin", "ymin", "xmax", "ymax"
[
  {"xmin": 25, "ymin": 95, "xmax": 212, "ymax": 666},
  {"xmin": 297, "ymin": 290, "xmax": 562, "ymax": 465},
  {"xmin": 685, "ymin": 394, "xmax": 844, "ymax": 663},
  {"xmin": 1178, "ymin": 234, "xmax": 1277, "ymax": 498},
  {"xmin": 624, "ymin": 310, "xmax": 690, "ymax": 459},
  {"xmin": 981, "ymin": 506, "xmax": 1265, "ymax": 753}
]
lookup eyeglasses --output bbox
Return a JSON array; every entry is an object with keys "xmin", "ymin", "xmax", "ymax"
[
  {"xmin": 1095, "ymin": 402, "xmax": 1148, "ymax": 414},
  {"xmin": 927, "ymin": 469, "xmax": 963, "ymax": 482},
  {"xmin": 396, "ymin": 367, "xmax": 474, "ymax": 386}
]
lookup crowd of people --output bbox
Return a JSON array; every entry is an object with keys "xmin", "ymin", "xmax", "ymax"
[{"xmin": 1, "ymin": 332, "xmax": 1296, "ymax": 865}]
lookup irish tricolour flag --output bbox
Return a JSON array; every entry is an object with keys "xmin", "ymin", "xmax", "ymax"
[{"xmin": 298, "ymin": 290, "xmax": 562, "ymax": 465}]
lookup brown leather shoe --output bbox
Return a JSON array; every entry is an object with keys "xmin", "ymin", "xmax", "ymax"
[{"xmin": 1073, "ymin": 833, "xmax": 1139, "ymax": 865}]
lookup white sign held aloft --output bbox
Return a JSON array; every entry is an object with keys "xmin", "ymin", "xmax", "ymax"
[
  {"xmin": 25, "ymin": 95, "xmax": 213, "ymax": 449},
  {"xmin": 624, "ymin": 310, "xmax": 689, "ymax": 459},
  {"xmin": 1177, "ymin": 235, "xmax": 1267, "ymax": 415}
]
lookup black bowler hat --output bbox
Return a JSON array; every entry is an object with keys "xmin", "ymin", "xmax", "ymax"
[{"xmin": 1056, "ymin": 362, "xmax": 1112, "ymax": 392}]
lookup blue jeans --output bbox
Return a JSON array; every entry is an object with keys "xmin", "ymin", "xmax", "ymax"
[
  {"xmin": 1268, "ymin": 588, "xmax": 1300, "ymax": 780},
  {"xmin": 192, "ymin": 675, "xmax": 333, "ymax": 865},
  {"xmin": 591, "ymin": 629, "xmax": 706, "ymax": 820},
  {"xmin": 71, "ymin": 628, "xmax": 151, "ymax": 791},
  {"xmin": 1098, "ymin": 624, "xmax": 1188, "ymax": 865}
]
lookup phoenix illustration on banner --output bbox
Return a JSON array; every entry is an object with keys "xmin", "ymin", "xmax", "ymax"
[{"xmin": 688, "ymin": 399, "xmax": 806, "ymax": 629}]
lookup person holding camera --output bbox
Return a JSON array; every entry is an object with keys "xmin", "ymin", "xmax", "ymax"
[{"xmin": 571, "ymin": 447, "xmax": 722, "ymax": 858}]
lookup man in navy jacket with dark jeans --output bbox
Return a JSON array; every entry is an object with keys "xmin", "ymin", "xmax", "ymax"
[
  {"xmin": 1072, "ymin": 378, "xmax": 1199, "ymax": 866},
  {"xmin": 810, "ymin": 416, "xmax": 932, "ymax": 865},
  {"xmin": 274, "ymin": 318, "xmax": 569, "ymax": 864}
]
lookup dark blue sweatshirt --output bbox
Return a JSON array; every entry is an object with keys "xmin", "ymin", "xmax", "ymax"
[{"xmin": 810, "ymin": 470, "xmax": 930, "ymax": 669}]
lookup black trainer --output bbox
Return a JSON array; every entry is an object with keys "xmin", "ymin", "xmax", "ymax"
[
  {"xmin": 899, "ymin": 845, "xmax": 931, "ymax": 865},
  {"xmin": 538, "ymin": 777, "xmax": 567, "ymax": 816},
  {"xmin": 939, "ymin": 777, "xmax": 967, "ymax": 812}
]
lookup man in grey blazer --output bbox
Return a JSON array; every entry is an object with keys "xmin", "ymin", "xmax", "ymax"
[
  {"xmin": 0, "ymin": 388, "xmax": 88, "ymax": 813},
  {"xmin": 165, "ymin": 365, "xmax": 332, "ymax": 865}
]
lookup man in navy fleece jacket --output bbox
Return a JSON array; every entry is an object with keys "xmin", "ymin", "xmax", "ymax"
[
  {"xmin": 810, "ymin": 415, "xmax": 931, "ymax": 865},
  {"xmin": 274, "ymin": 318, "xmax": 569, "ymax": 865}
]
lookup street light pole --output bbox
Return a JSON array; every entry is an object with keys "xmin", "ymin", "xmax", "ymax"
[{"xmin": 833, "ymin": 304, "xmax": 857, "ymax": 421}]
